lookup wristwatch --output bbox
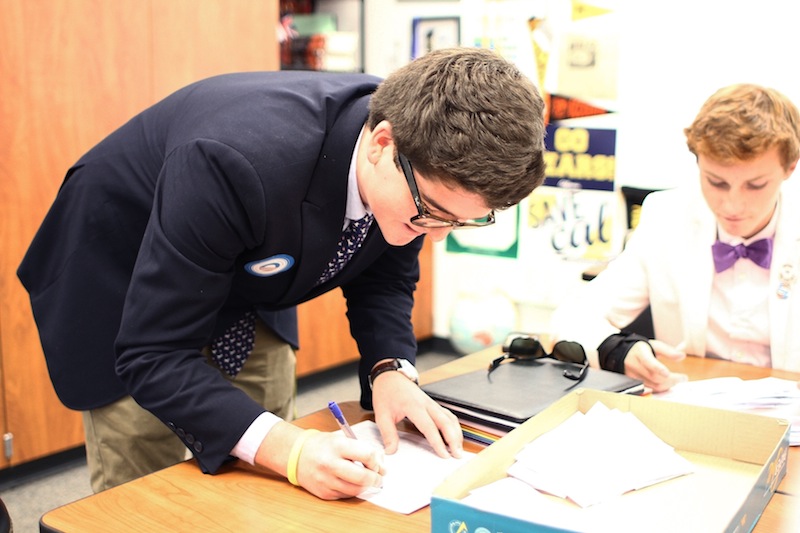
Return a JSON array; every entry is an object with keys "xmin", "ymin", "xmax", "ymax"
[{"xmin": 369, "ymin": 358, "xmax": 419, "ymax": 389}]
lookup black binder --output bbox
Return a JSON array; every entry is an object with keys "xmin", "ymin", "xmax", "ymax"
[{"xmin": 422, "ymin": 359, "xmax": 644, "ymax": 432}]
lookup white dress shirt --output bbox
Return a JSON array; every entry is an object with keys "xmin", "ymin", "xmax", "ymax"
[{"xmin": 706, "ymin": 206, "xmax": 778, "ymax": 366}]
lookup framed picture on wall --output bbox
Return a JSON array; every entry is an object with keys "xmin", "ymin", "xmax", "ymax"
[{"xmin": 411, "ymin": 17, "xmax": 460, "ymax": 59}]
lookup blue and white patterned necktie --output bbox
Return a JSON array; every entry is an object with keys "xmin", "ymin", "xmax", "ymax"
[
  {"xmin": 210, "ymin": 310, "xmax": 257, "ymax": 377},
  {"xmin": 316, "ymin": 214, "xmax": 374, "ymax": 286}
]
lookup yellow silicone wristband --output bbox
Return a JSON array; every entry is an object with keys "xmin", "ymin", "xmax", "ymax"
[{"xmin": 287, "ymin": 429, "xmax": 319, "ymax": 486}]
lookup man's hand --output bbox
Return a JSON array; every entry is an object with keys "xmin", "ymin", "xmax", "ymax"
[
  {"xmin": 370, "ymin": 370, "xmax": 463, "ymax": 459},
  {"xmin": 624, "ymin": 340, "xmax": 688, "ymax": 392},
  {"xmin": 255, "ymin": 421, "xmax": 385, "ymax": 500}
]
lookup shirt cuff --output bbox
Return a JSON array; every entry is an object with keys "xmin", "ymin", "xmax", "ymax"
[{"xmin": 231, "ymin": 411, "xmax": 283, "ymax": 465}]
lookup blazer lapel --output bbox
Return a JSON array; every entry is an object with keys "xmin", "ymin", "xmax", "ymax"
[{"xmin": 282, "ymin": 94, "xmax": 372, "ymax": 303}]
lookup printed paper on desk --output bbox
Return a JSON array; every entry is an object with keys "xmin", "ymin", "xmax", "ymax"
[{"xmin": 344, "ymin": 421, "xmax": 475, "ymax": 514}]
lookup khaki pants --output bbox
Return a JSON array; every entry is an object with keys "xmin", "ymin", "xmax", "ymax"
[{"xmin": 82, "ymin": 320, "xmax": 296, "ymax": 493}]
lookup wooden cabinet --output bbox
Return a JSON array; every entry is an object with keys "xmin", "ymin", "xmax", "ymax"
[
  {"xmin": 0, "ymin": 0, "xmax": 280, "ymax": 469},
  {"xmin": 0, "ymin": 0, "xmax": 432, "ymax": 469}
]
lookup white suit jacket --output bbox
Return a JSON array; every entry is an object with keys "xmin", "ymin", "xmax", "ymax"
[{"xmin": 550, "ymin": 181, "xmax": 800, "ymax": 371}]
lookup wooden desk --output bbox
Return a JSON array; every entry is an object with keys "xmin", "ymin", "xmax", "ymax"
[{"xmin": 41, "ymin": 349, "xmax": 800, "ymax": 532}]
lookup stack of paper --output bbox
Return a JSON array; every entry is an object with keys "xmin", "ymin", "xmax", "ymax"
[{"xmin": 506, "ymin": 403, "xmax": 694, "ymax": 507}]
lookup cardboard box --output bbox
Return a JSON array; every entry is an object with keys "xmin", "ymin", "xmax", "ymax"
[{"xmin": 432, "ymin": 389, "xmax": 790, "ymax": 533}]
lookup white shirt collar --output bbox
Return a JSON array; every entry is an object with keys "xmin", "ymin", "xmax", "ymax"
[{"xmin": 344, "ymin": 126, "xmax": 370, "ymax": 224}]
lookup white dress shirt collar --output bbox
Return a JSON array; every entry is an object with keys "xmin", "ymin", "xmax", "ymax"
[{"xmin": 344, "ymin": 126, "xmax": 370, "ymax": 226}]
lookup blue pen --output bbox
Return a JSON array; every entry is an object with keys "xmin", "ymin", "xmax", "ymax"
[{"xmin": 328, "ymin": 401, "xmax": 358, "ymax": 439}]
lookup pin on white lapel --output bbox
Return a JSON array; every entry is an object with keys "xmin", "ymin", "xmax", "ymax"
[{"xmin": 777, "ymin": 263, "xmax": 796, "ymax": 299}]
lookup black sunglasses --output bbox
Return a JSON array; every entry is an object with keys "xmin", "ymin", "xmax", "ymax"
[{"xmin": 488, "ymin": 333, "xmax": 588, "ymax": 381}]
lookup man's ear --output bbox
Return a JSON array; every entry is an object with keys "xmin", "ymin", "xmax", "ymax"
[
  {"xmin": 366, "ymin": 120, "xmax": 395, "ymax": 164},
  {"xmin": 784, "ymin": 158, "xmax": 798, "ymax": 179},
  {"xmin": 370, "ymin": 120, "xmax": 394, "ymax": 149}
]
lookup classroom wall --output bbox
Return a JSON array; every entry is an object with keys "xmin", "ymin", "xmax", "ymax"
[{"xmin": 360, "ymin": 0, "xmax": 800, "ymax": 346}]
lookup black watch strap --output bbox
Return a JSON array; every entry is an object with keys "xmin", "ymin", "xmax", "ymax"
[{"xmin": 369, "ymin": 358, "xmax": 419, "ymax": 387}]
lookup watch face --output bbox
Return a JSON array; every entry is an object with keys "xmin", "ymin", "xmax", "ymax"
[{"xmin": 397, "ymin": 359, "xmax": 420, "ymax": 382}]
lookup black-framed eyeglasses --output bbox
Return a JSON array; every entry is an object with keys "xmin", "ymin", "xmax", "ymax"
[
  {"xmin": 398, "ymin": 153, "xmax": 495, "ymax": 229},
  {"xmin": 488, "ymin": 333, "xmax": 589, "ymax": 382}
]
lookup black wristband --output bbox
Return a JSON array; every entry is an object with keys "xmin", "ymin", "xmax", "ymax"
[{"xmin": 597, "ymin": 332, "xmax": 653, "ymax": 374}]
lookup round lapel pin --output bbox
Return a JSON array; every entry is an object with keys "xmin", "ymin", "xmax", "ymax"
[{"xmin": 245, "ymin": 254, "xmax": 295, "ymax": 277}]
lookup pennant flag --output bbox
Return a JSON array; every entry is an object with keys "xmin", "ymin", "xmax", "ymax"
[
  {"xmin": 571, "ymin": 0, "xmax": 613, "ymax": 21},
  {"xmin": 528, "ymin": 17, "xmax": 551, "ymax": 93},
  {"xmin": 528, "ymin": 17, "xmax": 552, "ymax": 122},
  {"xmin": 548, "ymin": 93, "xmax": 613, "ymax": 122}
]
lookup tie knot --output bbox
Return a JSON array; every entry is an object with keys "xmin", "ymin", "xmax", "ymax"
[
  {"xmin": 732, "ymin": 243, "xmax": 749, "ymax": 258},
  {"xmin": 351, "ymin": 213, "xmax": 373, "ymax": 229},
  {"xmin": 315, "ymin": 214, "xmax": 374, "ymax": 286}
]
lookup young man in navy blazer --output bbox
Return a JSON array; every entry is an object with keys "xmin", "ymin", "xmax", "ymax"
[
  {"xmin": 18, "ymin": 47, "xmax": 546, "ymax": 498},
  {"xmin": 551, "ymin": 84, "xmax": 800, "ymax": 393}
]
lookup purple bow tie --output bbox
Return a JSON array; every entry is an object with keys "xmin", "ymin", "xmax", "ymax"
[{"xmin": 711, "ymin": 238, "xmax": 773, "ymax": 273}]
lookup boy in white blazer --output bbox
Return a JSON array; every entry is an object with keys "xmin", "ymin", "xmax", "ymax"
[{"xmin": 550, "ymin": 84, "xmax": 800, "ymax": 392}]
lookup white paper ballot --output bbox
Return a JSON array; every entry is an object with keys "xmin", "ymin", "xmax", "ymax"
[{"xmin": 344, "ymin": 420, "xmax": 475, "ymax": 514}]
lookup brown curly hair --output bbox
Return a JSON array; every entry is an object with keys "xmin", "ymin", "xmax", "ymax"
[
  {"xmin": 685, "ymin": 83, "xmax": 800, "ymax": 170},
  {"xmin": 368, "ymin": 47, "xmax": 546, "ymax": 210}
]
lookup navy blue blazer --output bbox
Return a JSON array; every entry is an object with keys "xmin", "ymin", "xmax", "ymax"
[{"xmin": 18, "ymin": 71, "xmax": 424, "ymax": 473}]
